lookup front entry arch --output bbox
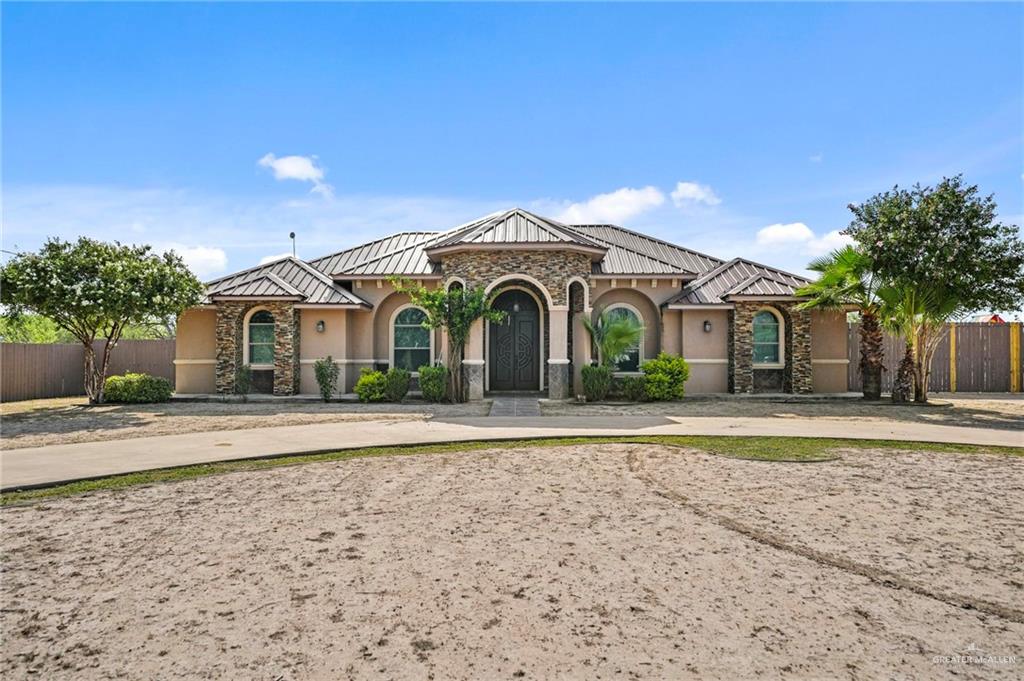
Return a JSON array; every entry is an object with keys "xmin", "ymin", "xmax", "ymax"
[{"xmin": 489, "ymin": 289, "xmax": 541, "ymax": 391}]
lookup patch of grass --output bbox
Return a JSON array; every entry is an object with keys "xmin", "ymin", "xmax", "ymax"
[{"xmin": 2, "ymin": 435, "xmax": 1018, "ymax": 506}]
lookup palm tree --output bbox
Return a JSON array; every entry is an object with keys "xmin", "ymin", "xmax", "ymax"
[
  {"xmin": 796, "ymin": 245, "xmax": 885, "ymax": 400},
  {"xmin": 582, "ymin": 309, "xmax": 644, "ymax": 368}
]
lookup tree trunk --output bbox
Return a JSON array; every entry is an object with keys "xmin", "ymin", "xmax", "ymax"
[
  {"xmin": 892, "ymin": 341, "xmax": 914, "ymax": 403},
  {"xmin": 859, "ymin": 308, "xmax": 884, "ymax": 400},
  {"xmin": 448, "ymin": 340, "xmax": 465, "ymax": 403},
  {"xmin": 83, "ymin": 342, "xmax": 100, "ymax": 404},
  {"xmin": 913, "ymin": 346, "xmax": 930, "ymax": 403}
]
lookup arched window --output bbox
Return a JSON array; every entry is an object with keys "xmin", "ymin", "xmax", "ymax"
[
  {"xmin": 606, "ymin": 304, "xmax": 643, "ymax": 372},
  {"xmin": 392, "ymin": 306, "xmax": 432, "ymax": 372},
  {"xmin": 752, "ymin": 310, "xmax": 783, "ymax": 366},
  {"xmin": 248, "ymin": 310, "xmax": 275, "ymax": 366}
]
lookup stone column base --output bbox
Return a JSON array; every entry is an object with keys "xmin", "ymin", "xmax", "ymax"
[
  {"xmin": 463, "ymin": 361, "xmax": 485, "ymax": 401},
  {"xmin": 547, "ymin": 360, "xmax": 571, "ymax": 400}
]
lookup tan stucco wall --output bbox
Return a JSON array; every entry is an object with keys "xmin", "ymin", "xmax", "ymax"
[
  {"xmin": 175, "ymin": 308, "xmax": 216, "ymax": 393},
  {"xmin": 685, "ymin": 364, "xmax": 729, "ymax": 394},
  {"xmin": 676, "ymin": 308, "xmax": 730, "ymax": 394},
  {"xmin": 298, "ymin": 309, "xmax": 348, "ymax": 395},
  {"xmin": 811, "ymin": 310, "xmax": 849, "ymax": 393}
]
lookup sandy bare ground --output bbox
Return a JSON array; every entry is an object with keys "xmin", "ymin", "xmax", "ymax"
[
  {"xmin": 543, "ymin": 393, "xmax": 1024, "ymax": 431},
  {"xmin": 2, "ymin": 444, "xmax": 1021, "ymax": 679},
  {"xmin": 0, "ymin": 399, "xmax": 490, "ymax": 450}
]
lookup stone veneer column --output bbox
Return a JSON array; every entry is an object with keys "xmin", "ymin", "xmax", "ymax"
[
  {"xmin": 788, "ymin": 306, "xmax": 813, "ymax": 394},
  {"xmin": 730, "ymin": 304, "xmax": 756, "ymax": 394},
  {"xmin": 729, "ymin": 301, "xmax": 813, "ymax": 394}
]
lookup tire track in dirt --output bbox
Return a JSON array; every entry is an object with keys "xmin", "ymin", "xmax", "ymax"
[{"xmin": 625, "ymin": 446, "xmax": 1024, "ymax": 624}]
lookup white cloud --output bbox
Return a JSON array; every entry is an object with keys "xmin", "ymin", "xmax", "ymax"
[
  {"xmin": 258, "ymin": 153, "xmax": 334, "ymax": 198},
  {"xmin": 259, "ymin": 252, "xmax": 293, "ymax": 265},
  {"xmin": 809, "ymin": 153, "xmax": 824, "ymax": 163},
  {"xmin": 158, "ymin": 243, "xmax": 228, "ymax": 278},
  {"xmin": 670, "ymin": 181, "xmax": 721, "ymax": 208},
  {"xmin": 756, "ymin": 222, "xmax": 853, "ymax": 257},
  {"xmin": 556, "ymin": 186, "xmax": 665, "ymax": 224}
]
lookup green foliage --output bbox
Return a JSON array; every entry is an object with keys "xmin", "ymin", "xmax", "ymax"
[
  {"xmin": 620, "ymin": 375, "xmax": 647, "ymax": 402},
  {"xmin": 846, "ymin": 175, "xmax": 1024, "ymax": 314},
  {"xmin": 0, "ymin": 237, "xmax": 203, "ymax": 402},
  {"xmin": 641, "ymin": 353, "xmax": 690, "ymax": 401},
  {"xmin": 104, "ymin": 373, "xmax": 172, "ymax": 403},
  {"xmin": 418, "ymin": 365, "xmax": 448, "ymax": 402},
  {"xmin": 354, "ymin": 369, "xmax": 388, "ymax": 403},
  {"xmin": 0, "ymin": 314, "xmax": 67, "ymax": 343},
  {"xmin": 797, "ymin": 245, "xmax": 879, "ymax": 312},
  {"xmin": 390, "ymin": 279, "xmax": 506, "ymax": 402},
  {"xmin": 234, "ymin": 365, "xmax": 252, "ymax": 397},
  {"xmin": 582, "ymin": 309, "xmax": 644, "ymax": 367},
  {"xmin": 384, "ymin": 368, "xmax": 411, "ymax": 402},
  {"xmin": 313, "ymin": 356, "xmax": 340, "ymax": 402},
  {"xmin": 581, "ymin": 364, "xmax": 613, "ymax": 402}
]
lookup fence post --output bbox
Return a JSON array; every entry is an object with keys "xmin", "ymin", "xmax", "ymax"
[
  {"xmin": 1012, "ymin": 322, "xmax": 1022, "ymax": 393},
  {"xmin": 948, "ymin": 322, "xmax": 956, "ymax": 393}
]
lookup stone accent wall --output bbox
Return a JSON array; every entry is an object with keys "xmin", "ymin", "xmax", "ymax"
[
  {"xmin": 215, "ymin": 301, "xmax": 300, "ymax": 395},
  {"xmin": 441, "ymin": 250, "xmax": 591, "ymax": 306},
  {"xmin": 729, "ymin": 302, "xmax": 813, "ymax": 394}
]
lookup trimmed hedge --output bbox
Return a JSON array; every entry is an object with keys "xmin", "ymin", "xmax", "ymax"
[
  {"xmin": 581, "ymin": 364, "xmax": 613, "ymax": 402},
  {"xmin": 104, "ymin": 373, "xmax": 173, "ymax": 403},
  {"xmin": 354, "ymin": 369, "xmax": 388, "ymax": 403},
  {"xmin": 384, "ymin": 368, "xmax": 411, "ymax": 402},
  {"xmin": 641, "ymin": 353, "xmax": 690, "ymax": 401},
  {"xmin": 620, "ymin": 375, "xmax": 647, "ymax": 402},
  {"xmin": 418, "ymin": 365, "xmax": 448, "ymax": 402}
]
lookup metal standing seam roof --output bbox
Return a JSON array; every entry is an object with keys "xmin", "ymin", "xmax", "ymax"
[
  {"xmin": 205, "ymin": 256, "xmax": 370, "ymax": 306},
  {"xmin": 308, "ymin": 231, "xmax": 442, "ymax": 278},
  {"xmin": 665, "ymin": 258, "xmax": 811, "ymax": 305},
  {"xmin": 564, "ymin": 224, "xmax": 723, "ymax": 275},
  {"xmin": 427, "ymin": 208, "xmax": 606, "ymax": 251}
]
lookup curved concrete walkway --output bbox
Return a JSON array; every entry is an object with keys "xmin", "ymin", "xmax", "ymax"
[{"xmin": 1, "ymin": 415, "xmax": 1020, "ymax": 491}]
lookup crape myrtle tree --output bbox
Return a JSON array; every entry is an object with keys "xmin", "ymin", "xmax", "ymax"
[
  {"xmin": 390, "ymin": 278, "xmax": 506, "ymax": 402},
  {"xmin": 796, "ymin": 245, "xmax": 885, "ymax": 400},
  {"xmin": 845, "ymin": 175, "xmax": 1024, "ymax": 402},
  {"xmin": 1, "ymin": 238, "xmax": 203, "ymax": 403}
]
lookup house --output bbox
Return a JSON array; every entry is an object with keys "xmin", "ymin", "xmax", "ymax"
[{"xmin": 174, "ymin": 208, "xmax": 849, "ymax": 398}]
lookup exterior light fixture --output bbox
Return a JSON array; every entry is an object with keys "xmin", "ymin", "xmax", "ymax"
[
  {"xmin": 512, "ymin": 303, "xmax": 521, "ymax": 313},
  {"xmin": 316, "ymin": 320, "xmax": 326, "ymax": 333},
  {"xmin": 703, "ymin": 320, "xmax": 712, "ymax": 333}
]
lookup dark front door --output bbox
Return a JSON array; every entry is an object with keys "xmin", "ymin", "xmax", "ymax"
[{"xmin": 489, "ymin": 289, "xmax": 540, "ymax": 391}]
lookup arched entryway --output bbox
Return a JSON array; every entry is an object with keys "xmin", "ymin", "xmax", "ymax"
[{"xmin": 489, "ymin": 289, "xmax": 541, "ymax": 391}]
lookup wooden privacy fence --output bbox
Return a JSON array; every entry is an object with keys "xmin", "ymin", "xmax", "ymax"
[
  {"xmin": 1, "ymin": 340, "xmax": 175, "ymax": 402},
  {"xmin": 846, "ymin": 322, "xmax": 1022, "ymax": 394}
]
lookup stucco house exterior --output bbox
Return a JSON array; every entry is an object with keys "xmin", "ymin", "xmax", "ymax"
[{"xmin": 174, "ymin": 208, "xmax": 849, "ymax": 399}]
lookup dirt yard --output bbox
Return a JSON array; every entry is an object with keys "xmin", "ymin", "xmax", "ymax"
[
  {"xmin": 0, "ymin": 398, "xmax": 490, "ymax": 450},
  {"xmin": 543, "ymin": 393, "xmax": 1024, "ymax": 431},
  {"xmin": 3, "ymin": 443, "xmax": 1021, "ymax": 679}
]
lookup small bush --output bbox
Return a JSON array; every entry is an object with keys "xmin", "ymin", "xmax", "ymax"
[
  {"xmin": 620, "ymin": 375, "xmax": 647, "ymax": 402},
  {"xmin": 641, "ymin": 352, "xmax": 690, "ymax": 401},
  {"xmin": 384, "ymin": 368, "xmax": 411, "ymax": 402},
  {"xmin": 104, "ymin": 373, "xmax": 173, "ymax": 403},
  {"xmin": 234, "ymin": 364, "xmax": 252, "ymax": 398},
  {"xmin": 581, "ymin": 364, "xmax": 613, "ymax": 402},
  {"xmin": 354, "ymin": 369, "xmax": 388, "ymax": 403},
  {"xmin": 313, "ymin": 356, "xmax": 340, "ymax": 402},
  {"xmin": 418, "ymin": 365, "xmax": 448, "ymax": 402}
]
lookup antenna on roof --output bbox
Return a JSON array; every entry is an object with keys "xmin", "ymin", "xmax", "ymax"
[{"xmin": 289, "ymin": 232, "xmax": 296, "ymax": 257}]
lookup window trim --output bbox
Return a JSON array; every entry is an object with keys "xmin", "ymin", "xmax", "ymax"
[
  {"xmin": 604, "ymin": 303, "xmax": 645, "ymax": 374},
  {"xmin": 242, "ymin": 306, "xmax": 275, "ymax": 370},
  {"xmin": 390, "ymin": 304, "xmax": 434, "ymax": 375},
  {"xmin": 752, "ymin": 307, "xmax": 785, "ymax": 369}
]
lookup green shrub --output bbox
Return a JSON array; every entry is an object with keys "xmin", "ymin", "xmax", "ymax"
[
  {"xmin": 354, "ymin": 369, "xmax": 388, "ymax": 403},
  {"xmin": 641, "ymin": 352, "xmax": 690, "ymax": 401},
  {"xmin": 313, "ymin": 356, "xmax": 340, "ymax": 402},
  {"xmin": 104, "ymin": 372, "xmax": 173, "ymax": 403},
  {"xmin": 234, "ymin": 364, "xmax": 252, "ymax": 398},
  {"xmin": 418, "ymin": 365, "xmax": 448, "ymax": 402},
  {"xmin": 384, "ymin": 368, "xmax": 411, "ymax": 402},
  {"xmin": 621, "ymin": 375, "xmax": 647, "ymax": 402},
  {"xmin": 581, "ymin": 364, "xmax": 613, "ymax": 402}
]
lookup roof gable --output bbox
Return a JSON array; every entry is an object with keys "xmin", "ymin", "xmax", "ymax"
[
  {"xmin": 665, "ymin": 258, "xmax": 811, "ymax": 306},
  {"xmin": 205, "ymin": 256, "xmax": 370, "ymax": 306},
  {"xmin": 425, "ymin": 208, "xmax": 606, "ymax": 254}
]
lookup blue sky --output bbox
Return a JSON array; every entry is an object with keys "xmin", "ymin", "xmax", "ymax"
[{"xmin": 3, "ymin": 2, "xmax": 1022, "ymax": 280}]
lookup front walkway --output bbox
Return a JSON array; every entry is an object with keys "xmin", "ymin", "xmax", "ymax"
[
  {"xmin": 1, "ymin": 415, "xmax": 1019, "ymax": 491},
  {"xmin": 488, "ymin": 393, "xmax": 542, "ymax": 417}
]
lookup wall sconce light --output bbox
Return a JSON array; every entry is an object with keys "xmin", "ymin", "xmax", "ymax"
[
  {"xmin": 703, "ymin": 320, "xmax": 712, "ymax": 333},
  {"xmin": 316, "ymin": 320, "xmax": 326, "ymax": 333}
]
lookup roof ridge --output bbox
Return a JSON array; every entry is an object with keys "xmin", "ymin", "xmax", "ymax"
[
  {"xmin": 263, "ymin": 271, "xmax": 306, "ymax": 297},
  {"xmin": 308, "ymin": 231, "xmax": 440, "ymax": 270},
  {"xmin": 565, "ymin": 223, "xmax": 725, "ymax": 268}
]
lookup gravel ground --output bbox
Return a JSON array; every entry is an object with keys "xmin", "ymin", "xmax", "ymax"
[
  {"xmin": 542, "ymin": 394, "xmax": 1024, "ymax": 431},
  {"xmin": 0, "ymin": 399, "xmax": 490, "ymax": 450},
  {"xmin": 2, "ymin": 443, "xmax": 1021, "ymax": 679}
]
